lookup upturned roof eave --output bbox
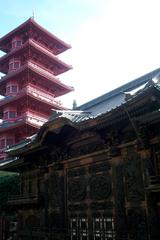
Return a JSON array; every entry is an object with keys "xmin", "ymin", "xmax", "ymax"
[
  {"xmin": 0, "ymin": 119, "xmax": 40, "ymax": 134},
  {"xmin": 0, "ymin": 63, "xmax": 74, "ymax": 95},
  {"xmin": 0, "ymin": 40, "xmax": 72, "ymax": 72},
  {"xmin": 0, "ymin": 18, "xmax": 30, "ymax": 52},
  {"xmin": 93, "ymin": 82, "xmax": 160, "ymax": 127},
  {"xmin": 0, "ymin": 158, "xmax": 24, "ymax": 171},
  {"xmin": 0, "ymin": 18, "xmax": 71, "ymax": 53},
  {"xmin": 6, "ymin": 117, "xmax": 76, "ymax": 157},
  {"xmin": 78, "ymin": 68, "xmax": 160, "ymax": 111},
  {"xmin": 0, "ymin": 92, "xmax": 67, "ymax": 111}
]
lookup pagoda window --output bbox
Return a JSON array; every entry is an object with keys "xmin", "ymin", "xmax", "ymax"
[
  {"xmin": 3, "ymin": 110, "xmax": 17, "ymax": 120},
  {"xmin": 11, "ymin": 85, "xmax": 18, "ymax": 93},
  {"xmin": 9, "ymin": 111, "xmax": 16, "ymax": 119},
  {"xmin": 12, "ymin": 37, "xmax": 22, "ymax": 49},
  {"xmin": 9, "ymin": 59, "xmax": 21, "ymax": 72},
  {"xmin": 6, "ymin": 83, "xmax": 19, "ymax": 96}
]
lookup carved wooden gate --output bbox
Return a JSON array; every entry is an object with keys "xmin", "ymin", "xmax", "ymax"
[{"xmin": 66, "ymin": 161, "xmax": 115, "ymax": 240}]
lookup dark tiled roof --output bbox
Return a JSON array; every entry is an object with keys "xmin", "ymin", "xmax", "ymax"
[
  {"xmin": 78, "ymin": 68, "xmax": 160, "ymax": 115},
  {"xmin": 49, "ymin": 110, "xmax": 92, "ymax": 123}
]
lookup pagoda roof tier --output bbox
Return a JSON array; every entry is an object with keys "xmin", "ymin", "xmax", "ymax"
[
  {"xmin": 0, "ymin": 117, "xmax": 43, "ymax": 134},
  {"xmin": 0, "ymin": 18, "xmax": 71, "ymax": 54},
  {"xmin": 0, "ymin": 62, "xmax": 74, "ymax": 97},
  {"xmin": 0, "ymin": 39, "xmax": 72, "ymax": 75},
  {"xmin": 0, "ymin": 85, "xmax": 67, "ymax": 111}
]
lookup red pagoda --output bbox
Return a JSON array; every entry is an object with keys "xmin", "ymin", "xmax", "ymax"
[{"xmin": 0, "ymin": 18, "xmax": 73, "ymax": 160}]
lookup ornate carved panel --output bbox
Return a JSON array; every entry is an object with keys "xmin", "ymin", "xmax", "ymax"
[
  {"xmin": 89, "ymin": 175, "xmax": 112, "ymax": 200},
  {"xmin": 124, "ymin": 147, "xmax": 145, "ymax": 203},
  {"xmin": 68, "ymin": 178, "xmax": 87, "ymax": 202}
]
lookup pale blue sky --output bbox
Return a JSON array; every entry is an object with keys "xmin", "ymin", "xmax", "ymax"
[
  {"xmin": 1, "ymin": 0, "xmax": 160, "ymax": 108},
  {"xmin": 0, "ymin": 0, "xmax": 104, "ymax": 39}
]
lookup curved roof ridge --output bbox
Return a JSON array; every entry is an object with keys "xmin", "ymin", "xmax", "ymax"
[{"xmin": 79, "ymin": 68, "xmax": 160, "ymax": 110}]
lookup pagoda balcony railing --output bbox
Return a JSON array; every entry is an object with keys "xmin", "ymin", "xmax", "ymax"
[
  {"xmin": 31, "ymin": 39, "xmax": 58, "ymax": 57},
  {"xmin": 29, "ymin": 40, "xmax": 71, "ymax": 72},
  {"xmin": 7, "ymin": 193, "xmax": 41, "ymax": 206},
  {"xmin": 0, "ymin": 112, "xmax": 48, "ymax": 128},
  {"xmin": 17, "ymin": 111, "xmax": 48, "ymax": 126},
  {"xmin": 25, "ymin": 83, "xmax": 62, "ymax": 106},
  {"xmin": 24, "ymin": 111, "xmax": 48, "ymax": 126},
  {"xmin": 147, "ymin": 175, "xmax": 160, "ymax": 192},
  {"xmin": 0, "ymin": 84, "xmax": 62, "ymax": 108},
  {"xmin": 28, "ymin": 61, "xmax": 57, "ymax": 78},
  {"xmin": 0, "ymin": 61, "xmax": 58, "ymax": 83},
  {"xmin": 31, "ymin": 39, "xmax": 60, "ymax": 55}
]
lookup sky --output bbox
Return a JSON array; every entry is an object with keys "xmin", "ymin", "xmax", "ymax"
[{"xmin": 1, "ymin": 0, "xmax": 160, "ymax": 108}]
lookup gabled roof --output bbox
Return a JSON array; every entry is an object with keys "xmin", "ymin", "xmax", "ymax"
[{"xmin": 78, "ymin": 68, "xmax": 160, "ymax": 116}]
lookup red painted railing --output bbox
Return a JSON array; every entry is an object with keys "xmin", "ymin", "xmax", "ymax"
[
  {"xmin": 0, "ymin": 111, "xmax": 48, "ymax": 127},
  {"xmin": 28, "ymin": 60, "xmax": 55, "ymax": 76},
  {"xmin": 0, "ymin": 83, "xmax": 62, "ymax": 107}
]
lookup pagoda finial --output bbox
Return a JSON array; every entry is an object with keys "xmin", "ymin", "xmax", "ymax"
[{"xmin": 32, "ymin": 10, "xmax": 35, "ymax": 19}]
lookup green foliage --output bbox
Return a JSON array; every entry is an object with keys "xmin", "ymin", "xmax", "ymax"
[{"xmin": 0, "ymin": 171, "xmax": 20, "ymax": 209}]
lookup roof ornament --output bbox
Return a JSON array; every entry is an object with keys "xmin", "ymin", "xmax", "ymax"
[
  {"xmin": 124, "ymin": 82, "xmax": 147, "ymax": 100},
  {"xmin": 32, "ymin": 10, "xmax": 35, "ymax": 20},
  {"xmin": 152, "ymin": 71, "xmax": 160, "ymax": 85}
]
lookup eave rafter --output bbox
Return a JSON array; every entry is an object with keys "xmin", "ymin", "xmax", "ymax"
[
  {"xmin": 0, "ymin": 62, "xmax": 74, "ymax": 97},
  {"xmin": 0, "ymin": 39, "xmax": 72, "ymax": 75},
  {"xmin": 0, "ymin": 18, "xmax": 71, "ymax": 54}
]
